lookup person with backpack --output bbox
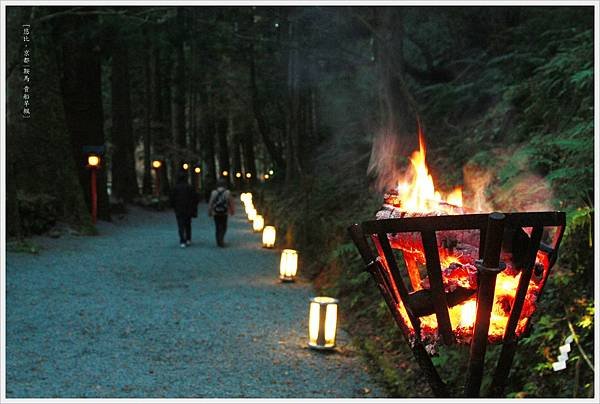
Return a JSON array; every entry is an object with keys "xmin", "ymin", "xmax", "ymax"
[
  {"xmin": 170, "ymin": 172, "xmax": 199, "ymax": 248},
  {"xmin": 208, "ymin": 176, "xmax": 235, "ymax": 247}
]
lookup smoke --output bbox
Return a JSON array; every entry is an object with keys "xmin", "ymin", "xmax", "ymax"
[
  {"xmin": 368, "ymin": 129, "xmax": 416, "ymax": 193},
  {"xmin": 462, "ymin": 149, "xmax": 555, "ymax": 213},
  {"xmin": 490, "ymin": 172, "xmax": 555, "ymax": 212},
  {"xmin": 462, "ymin": 162, "xmax": 494, "ymax": 212}
]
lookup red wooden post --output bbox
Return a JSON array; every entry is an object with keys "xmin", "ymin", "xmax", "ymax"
[
  {"xmin": 90, "ymin": 168, "xmax": 97, "ymax": 224},
  {"xmin": 154, "ymin": 169, "xmax": 161, "ymax": 197}
]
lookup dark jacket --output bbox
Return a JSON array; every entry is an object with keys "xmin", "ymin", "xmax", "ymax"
[{"xmin": 170, "ymin": 183, "xmax": 198, "ymax": 217}]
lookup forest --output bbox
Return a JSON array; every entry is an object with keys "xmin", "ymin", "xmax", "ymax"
[{"xmin": 5, "ymin": 5, "xmax": 595, "ymax": 398}]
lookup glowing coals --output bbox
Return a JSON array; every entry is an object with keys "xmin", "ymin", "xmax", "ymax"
[
  {"xmin": 279, "ymin": 249, "xmax": 298, "ymax": 281},
  {"xmin": 262, "ymin": 226, "xmax": 276, "ymax": 248},
  {"xmin": 253, "ymin": 215, "xmax": 264, "ymax": 232},
  {"xmin": 458, "ymin": 300, "xmax": 477, "ymax": 328},
  {"xmin": 308, "ymin": 297, "xmax": 338, "ymax": 350}
]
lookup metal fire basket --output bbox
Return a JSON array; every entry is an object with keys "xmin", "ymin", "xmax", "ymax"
[{"xmin": 348, "ymin": 211, "xmax": 565, "ymax": 397}]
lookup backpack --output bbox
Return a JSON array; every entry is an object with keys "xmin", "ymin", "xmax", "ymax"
[{"xmin": 213, "ymin": 189, "xmax": 228, "ymax": 215}]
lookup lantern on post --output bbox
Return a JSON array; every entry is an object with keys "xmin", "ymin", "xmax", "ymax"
[
  {"xmin": 194, "ymin": 166, "xmax": 201, "ymax": 191},
  {"xmin": 222, "ymin": 170, "xmax": 229, "ymax": 177},
  {"xmin": 182, "ymin": 162, "xmax": 190, "ymax": 171},
  {"xmin": 262, "ymin": 226, "xmax": 276, "ymax": 248},
  {"xmin": 279, "ymin": 249, "xmax": 298, "ymax": 282},
  {"xmin": 151, "ymin": 159, "xmax": 162, "ymax": 197},
  {"xmin": 86, "ymin": 154, "xmax": 101, "ymax": 224},
  {"xmin": 253, "ymin": 215, "xmax": 264, "ymax": 232},
  {"xmin": 308, "ymin": 297, "xmax": 339, "ymax": 350}
]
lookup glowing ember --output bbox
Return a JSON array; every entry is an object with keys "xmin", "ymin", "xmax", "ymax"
[{"xmin": 375, "ymin": 130, "xmax": 550, "ymax": 346}]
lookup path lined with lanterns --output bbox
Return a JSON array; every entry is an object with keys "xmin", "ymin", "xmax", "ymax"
[{"xmin": 6, "ymin": 198, "xmax": 384, "ymax": 398}]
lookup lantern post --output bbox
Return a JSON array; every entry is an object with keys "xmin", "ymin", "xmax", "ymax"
[
  {"xmin": 194, "ymin": 166, "xmax": 202, "ymax": 192},
  {"xmin": 308, "ymin": 297, "xmax": 339, "ymax": 350},
  {"xmin": 262, "ymin": 226, "xmax": 276, "ymax": 248},
  {"xmin": 86, "ymin": 154, "xmax": 101, "ymax": 224},
  {"xmin": 253, "ymin": 215, "xmax": 264, "ymax": 232},
  {"xmin": 279, "ymin": 249, "xmax": 298, "ymax": 282},
  {"xmin": 151, "ymin": 160, "xmax": 162, "ymax": 197}
]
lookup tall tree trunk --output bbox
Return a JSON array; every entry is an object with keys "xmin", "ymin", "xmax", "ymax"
[
  {"xmin": 242, "ymin": 123, "xmax": 257, "ymax": 186},
  {"xmin": 285, "ymin": 14, "xmax": 302, "ymax": 184},
  {"xmin": 217, "ymin": 115, "xmax": 230, "ymax": 178},
  {"xmin": 376, "ymin": 7, "xmax": 418, "ymax": 149},
  {"xmin": 111, "ymin": 40, "xmax": 138, "ymax": 202},
  {"xmin": 6, "ymin": 157, "xmax": 23, "ymax": 238},
  {"xmin": 152, "ymin": 41, "xmax": 171, "ymax": 195},
  {"xmin": 201, "ymin": 82, "xmax": 217, "ymax": 200},
  {"xmin": 142, "ymin": 28, "xmax": 153, "ymax": 195},
  {"xmin": 189, "ymin": 82, "xmax": 198, "ymax": 155},
  {"xmin": 173, "ymin": 9, "xmax": 187, "ymax": 150},
  {"xmin": 249, "ymin": 43, "xmax": 285, "ymax": 170},
  {"xmin": 59, "ymin": 13, "xmax": 110, "ymax": 221},
  {"xmin": 232, "ymin": 126, "xmax": 243, "ymax": 189}
]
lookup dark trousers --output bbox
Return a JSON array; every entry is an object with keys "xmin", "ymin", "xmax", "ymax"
[
  {"xmin": 176, "ymin": 214, "xmax": 192, "ymax": 243},
  {"xmin": 214, "ymin": 214, "xmax": 228, "ymax": 247}
]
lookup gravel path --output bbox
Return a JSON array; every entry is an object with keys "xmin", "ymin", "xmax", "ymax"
[{"xmin": 6, "ymin": 202, "xmax": 384, "ymax": 398}]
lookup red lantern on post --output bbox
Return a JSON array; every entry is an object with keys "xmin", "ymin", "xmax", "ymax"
[
  {"xmin": 86, "ymin": 154, "xmax": 101, "ymax": 224},
  {"xmin": 151, "ymin": 160, "xmax": 162, "ymax": 197},
  {"xmin": 194, "ymin": 166, "xmax": 202, "ymax": 192}
]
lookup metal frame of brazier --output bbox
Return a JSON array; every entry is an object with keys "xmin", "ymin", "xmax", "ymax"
[{"xmin": 348, "ymin": 211, "xmax": 565, "ymax": 397}]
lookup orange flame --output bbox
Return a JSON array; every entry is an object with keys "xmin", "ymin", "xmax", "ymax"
[{"xmin": 397, "ymin": 130, "xmax": 462, "ymax": 213}]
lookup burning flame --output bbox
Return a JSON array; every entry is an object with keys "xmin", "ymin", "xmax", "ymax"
[{"xmin": 396, "ymin": 130, "xmax": 462, "ymax": 213}]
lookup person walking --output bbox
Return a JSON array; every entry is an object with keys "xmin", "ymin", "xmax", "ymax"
[
  {"xmin": 170, "ymin": 172, "xmax": 198, "ymax": 248},
  {"xmin": 208, "ymin": 176, "xmax": 235, "ymax": 247}
]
